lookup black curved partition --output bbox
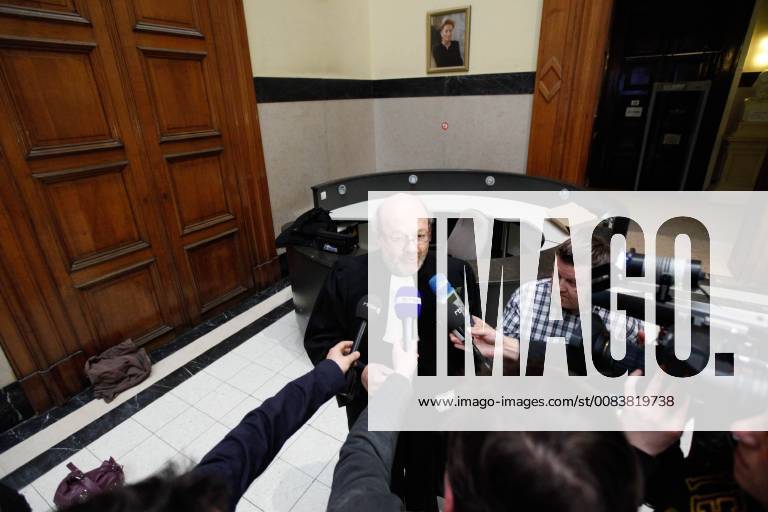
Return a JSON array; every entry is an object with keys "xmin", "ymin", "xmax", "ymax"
[
  {"xmin": 290, "ymin": 170, "xmax": 579, "ymax": 333},
  {"xmin": 311, "ymin": 169, "xmax": 577, "ymax": 211}
]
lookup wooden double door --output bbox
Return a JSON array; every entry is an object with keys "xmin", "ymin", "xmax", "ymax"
[{"xmin": 0, "ymin": 0, "xmax": 278, "ymax": 410}]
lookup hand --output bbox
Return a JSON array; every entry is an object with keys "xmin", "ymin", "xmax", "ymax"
[
  {"xmin": 326, "ymin": 341, "xmax": 360, "ymax": 374},
  {"xmin": 361, "ymin": 364, "xmax": 393, "ymax": 394},
  {"xmin": 622, "ymin": 369, "xmax": 688, "ymax": 457},
  {"xmin": 732, "ymin": 431, "xmax": 768, "ymax": 507},
  {"xmin": 392, "ymin": 339, "xmax": 418, "ymax": 381},
  {"xmin": 450, "ymin": 316, "xmax": 519, "ymax": 362}
]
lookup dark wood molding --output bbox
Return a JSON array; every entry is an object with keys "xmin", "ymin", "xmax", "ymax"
[
  {"xmin": 73, "ymin": 257, "xmax": 155, "ymax": 289},
  {"xmin": 0, "ymin": 3, "xmax": 91, "ymax": 25},
  {"xmin": 163, "ymin": 146, "xmax": 223, "ymax": 161},
  {"xmin": 210, "ymin": 0, "xmax": 279, "ymax": 286},
  {"xmin": 31, "ymin": 160, "xmax": 128, "ymax": 183},
  {"xmin": 134, "ymin": 22, "xmax": 204, "ymax": 39},
  {"xmin": 526, "ymin": 0, "xmax": 613, "ymax": 186},
  {"xmin": 158, "ymin": 130, "xmax": 220, "ymax": 144}
]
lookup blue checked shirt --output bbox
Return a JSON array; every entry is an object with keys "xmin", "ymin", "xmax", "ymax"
[{"xmin": 502, "ymin": 279, "xmax": 645, "ymax": 368}]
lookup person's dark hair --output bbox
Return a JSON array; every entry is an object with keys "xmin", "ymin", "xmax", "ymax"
[
  {"xmin": 446, "ymin": 431, "xmax": 642, "ymax": 512},
  {"xmin": 440, "ymin": 18, "xmax": 456, "ymax": 30},
  {"xmin": 556, "ymin": 235, "xmax": 610, "ymax": 267},
  {"xmin": 62, "ymin": 467, "xmax": 228, "ymax": 512}
]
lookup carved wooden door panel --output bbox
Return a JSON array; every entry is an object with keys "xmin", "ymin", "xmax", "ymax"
[
  {"xmin": 0, "ymin": 0, "xmax": 187, "ymax": 366},
  {"xmin": 0, "ymin": 0, "xmax": 276, "ymax": 411},
  {"xmin": 108, "ymin": 0, "xmax": 255, "ymax": 322}
]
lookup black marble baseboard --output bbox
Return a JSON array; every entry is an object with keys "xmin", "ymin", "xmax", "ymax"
[
  {"xmin": 0, "ymin": 383, "xmax": 34, "ymax": 434},
  {"xmin": 1, "ymin": 293, "xmax": 295, "ymax": 491},
  {"xmin": 254, "ymin": 72, "xmax": 535, "ymax": 103},
  {"xmin": 0, "ymin": 279, "xmax": 290, "ymax": 458}
]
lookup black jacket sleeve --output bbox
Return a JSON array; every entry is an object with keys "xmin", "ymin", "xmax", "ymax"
[{"xmin": 192, "ymin": 360, "xmax": 346, "ymax": 512}]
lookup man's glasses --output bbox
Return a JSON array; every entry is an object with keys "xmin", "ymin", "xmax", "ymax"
[{"xmin": 384, "ymin": 232, "xmax": 430, "ymax": 247}]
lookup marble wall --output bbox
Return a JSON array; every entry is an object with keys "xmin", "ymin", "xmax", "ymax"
[{"xmin": 258, "ymin": 94, "xmax": 532, "ymax": 236}]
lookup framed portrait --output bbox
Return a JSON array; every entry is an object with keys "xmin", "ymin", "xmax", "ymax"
[{"xmin": 427, "ymin": 6, "xmax": 470, "ymax": 74}]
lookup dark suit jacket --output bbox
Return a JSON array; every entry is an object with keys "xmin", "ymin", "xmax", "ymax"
[
  {"xmin": 303, "ymin": 250, "xmax": 481, "ymax": 423},
  {"xmin": 432, "ymin": 41, "xmax": 463, "ymax": 67}
]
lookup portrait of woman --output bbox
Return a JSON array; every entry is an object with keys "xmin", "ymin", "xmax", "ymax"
[{"xmin": 427, "ymin": 7, "xmax": 470, "ymax": 73}]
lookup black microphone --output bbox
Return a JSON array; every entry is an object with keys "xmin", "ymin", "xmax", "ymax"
[
  {"xmin": 351, "ymin": 294, "xmax": 382, "ymax": 356},
  {"xmin": 429, "ymin": 274, "xmax": 492, "ymax": 371},
  {"xmin": 337, "ymin": 294, "xmax": 381, "ymax": 407}
]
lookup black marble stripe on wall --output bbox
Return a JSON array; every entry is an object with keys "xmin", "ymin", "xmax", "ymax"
[
  {"xmin": 1, "ymin": 299, "xmax": 296, "ymax": 491},
  {"xmin": 254, "ymin": 72, "xmax": 536, "ymax": 103}
]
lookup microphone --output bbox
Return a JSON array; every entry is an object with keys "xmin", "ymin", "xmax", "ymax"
[
  {"xmin": 394, "ymin": 286, "xmax": 421, "ymax": 351},
  {"xmin": 429, "ymin": 274, "xmax": 492, "ymax": 371},
  {"xmin": 338, "ymin": 294, "xmax": 382, "ymax": 406},
  {"xmin": 351, "ymin": 294, "xmax": 382, "ymax": 356}
]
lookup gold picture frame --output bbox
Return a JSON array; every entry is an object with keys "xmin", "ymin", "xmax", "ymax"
[{"xmin": 427, "ymin": 6, "xmax": 470, "ymax": 74}]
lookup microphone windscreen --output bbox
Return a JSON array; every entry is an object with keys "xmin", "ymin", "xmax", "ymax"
[
  {"xmin": 428, "ymin": 273, "xmax": 455, "ymax": 303},
  {"xmin": 394, "ymin": 286, "xmax": 421, "ymax": 320}
]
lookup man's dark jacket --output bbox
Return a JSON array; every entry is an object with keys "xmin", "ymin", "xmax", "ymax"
[{"xmin": 303, "ymin": 251, "xmax": 482, "ymax": 424}]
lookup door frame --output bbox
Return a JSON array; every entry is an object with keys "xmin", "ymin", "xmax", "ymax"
[{"xmin": 526, "ymin": 0, "xmax": 613, "ymax": 187}]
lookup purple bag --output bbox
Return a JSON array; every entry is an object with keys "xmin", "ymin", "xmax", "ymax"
[{"xmin": 53, "ymin": 457, "xmax": 124, "ymax": 509}]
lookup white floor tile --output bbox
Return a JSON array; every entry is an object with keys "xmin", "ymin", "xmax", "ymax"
[
  {"xmin": 87, "ymin": 418, "xmax": 152, "ymax": 461},
  {"xmin": 120, "ymin": 435, "xmax": 178, "ymax": 484},
  {"xmin": 278, "ymin": 356, "xmax": 313, "ymax": 380},
  {"xmin": 317, "ymin": 453, "xmax": 338, "ymax": 487},
  {"xmin": 195, "ymin": 382, "xmax": 249, "ymax": 420},
  {"xmin": 277, "ymin": 425, "xmax": 308, "ymax": 459},
  {"xmin": 205, "ymin": 352, "xmax": 252, "ymax": 382},
  {"xmin": 262, "ymin": 320, "xmax": 299, "ymax": 342},
  {"xmin": 242, "ymin": 458, "xmax": 312, "ymax": 512},
  {"xmin": 171, "ymin": 370, "xmax": 222, "ymax": 405},
  {"xmin": 181, "ymin": 422, "xmax": 230, "ymax": 464},
  {"xmin": 291, "ymin": 481, "xmax": 331, "ymax": 512},
  {"xmin": 309, "ymin": 402, "xmax": 348, "ymax": 442},
  {"xmin": 277, "ymin": 332, "xmax": 305, "ymax": 356},
  {"xmin": 252, "ymin": 374, "xmax": 293, "ymax": 401},
  {"xmin": 132, "ymin": 392, "xmax": 189, "ymax": 432},
  {"xmin": 256, "ymin": 346, "xmax": 298, "ymax": 373},
  {"xmin": 229, "ymin": 363, "xmax": 276, "ymax": 395},
  {"xmin": 220, "ymin": 396, "xmax": 264, "ymax": 429},
  {"xmin": 236, "ymin": 498, "xmax": 264, "ymax": 512},
  {"xmin": 280, "ymin": 426, "xmax": 342, "ymax": 478},
  {"xmin": 32, "ymin": 449, "xmax": 101, "ymax": 508},
  {"xmin": 19, "ymin": 485, "xmax": 51, "ymax": 512},
  {"xmin": 234, "ymin": 335, "xmax": 278, "ymax": 363},
  {"xmin": 156, "ymin": 407, "xmax": 216, "ymax": 451}
]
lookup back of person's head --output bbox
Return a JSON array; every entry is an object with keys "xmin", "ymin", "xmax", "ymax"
[
  {"xmin": 445, "ymin": 431, "xmax": 642, "ymax": 512},
  {"xmin": 556, "ymin": 235, "xmax": 611, "ymax": 268},
  {"xmin": 62, "ymin": 468, "xmax": 228, "ymax": 512}
]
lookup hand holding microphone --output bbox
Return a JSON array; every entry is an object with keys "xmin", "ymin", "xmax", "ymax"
[
  {"xmin": 429, "ymin": 274, "xmax": 492, "ymax": 371},
  {"xmin": 337, "ymin": 294, "xmax": 381, "ymax": 406}
]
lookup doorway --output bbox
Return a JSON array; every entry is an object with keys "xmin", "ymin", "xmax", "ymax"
[{"xmin": 587, "ymin": 0, "xmax": 755, "ymax": 190}]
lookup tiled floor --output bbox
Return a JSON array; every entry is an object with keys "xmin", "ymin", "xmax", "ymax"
[{"xmin": 17, "ymin": 311, "xmax": 348, "ymax": 512}]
